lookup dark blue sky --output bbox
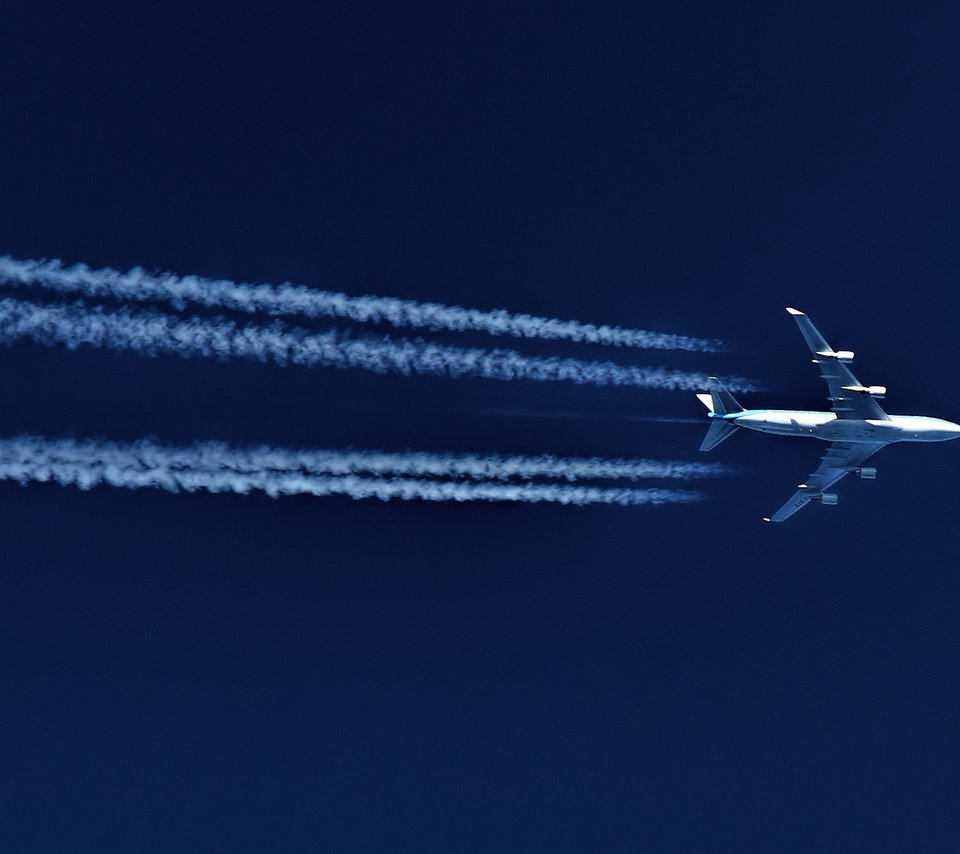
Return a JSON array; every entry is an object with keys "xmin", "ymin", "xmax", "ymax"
[{"xmin": 2, "ymin": 3, "xmax": 959, "ymax": 851}]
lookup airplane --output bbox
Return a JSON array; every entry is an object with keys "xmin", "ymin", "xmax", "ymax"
[{"xmin": 697, "ymin": 307, "xmax": 960, "ymax": 522}]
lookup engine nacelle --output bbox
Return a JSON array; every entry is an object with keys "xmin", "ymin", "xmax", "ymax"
[
  {"xmin": 817, "ymin": 349, "xmax": 855, "ymax": 363},
  {"xmin": 819, "ymin": 493, "xmax": 839, "ymax": 505},
  {"xmin": 856, "ymin": 467, "xmax": 877, "ymax": 479},
  {"xmin": 841, "ymin": 384, "xmax": 887, "ymax": 398}
]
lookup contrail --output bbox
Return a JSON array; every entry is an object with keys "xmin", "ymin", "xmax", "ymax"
[
  {"xmin": 0, "ymin": 437, "xmax": 702, "ymax": 506},
  {"xmin": 479, "ymin": 407, "xmax": 709, "ymax": 425},
  {"xmin": 0, "ymin": 298, "xmax": 760, "ymax": 392},
  {"xmin": 0, "ymin": 436, "xmax": 731, "ymax": 482},
  {"xmin": 0, "ymin": 255, "xmax": 724, "ymax": 352}
]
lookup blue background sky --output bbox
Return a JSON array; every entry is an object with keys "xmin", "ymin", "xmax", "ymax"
[{"xmin": 2, "ymin": 3, "xmax": 959, "ymax": 851}]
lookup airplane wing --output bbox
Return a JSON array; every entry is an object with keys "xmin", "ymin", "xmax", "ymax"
[
  {"xmin": 786, "ymin": 307, "xmax": 889, "ymax": 421},
  {"xmin": 764, "ymin": 441, "xmax": 886, "ymax": 523}
]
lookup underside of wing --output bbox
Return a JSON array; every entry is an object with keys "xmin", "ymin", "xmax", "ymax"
[
  {"xmin": 764, "ymin": 442, "xmax": 886, "ymax": 523},
  {"xmin": 786, "ymin": 308, "xmax": 889, "ymax": 421}
]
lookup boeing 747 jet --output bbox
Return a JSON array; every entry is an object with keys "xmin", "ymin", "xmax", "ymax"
[{"xmin": 698, "ymin": 308, "xmax": 960, "ymax": 522}]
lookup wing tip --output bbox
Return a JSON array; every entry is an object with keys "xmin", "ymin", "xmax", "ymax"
[{"xmin": 785, "ymin": 306, "xmax": 804, "ymax": 316}]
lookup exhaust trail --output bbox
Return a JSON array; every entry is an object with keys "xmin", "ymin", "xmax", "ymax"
[
  {"xmin": 0, "ymin": 298, "xmax": 761, "ymax": 392},
  {"xmin": 0, "ymin": 255, "xmax": 723, "ymax": 352},
  {"xmin": 479, "ymin": 407, "xmax": 709, "ymax": 425},
  {"xmin": 0, "ymin": 436, "xmax": 731, "ymax": 482},
  {"xmin": 0, "ymin": 437, "xmax": 702, "ymax": 506}
]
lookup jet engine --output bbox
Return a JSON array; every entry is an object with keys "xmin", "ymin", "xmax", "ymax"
[
  {"xmin": 855, "ymin": 467, "xmax": 878, "ymax": 479},
  {"xmin": 816, "ymin": 349, "xmax": 855, "ymax": 363},
  {"xmin": 841, "ymin": 384, "xmax": 886, "ymax": 398},
  {"xmin": 818, "ymin": 493, "xmax": 839, "ymax": 505}
]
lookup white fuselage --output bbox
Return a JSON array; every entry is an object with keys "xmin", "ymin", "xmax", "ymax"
[{"xmin": 728, "ymin": 410, "xmax": 960, "ymax": 444}]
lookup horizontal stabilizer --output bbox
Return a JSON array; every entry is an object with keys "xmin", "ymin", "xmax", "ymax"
[{"xmin": 699, "ymin": 418, "xmax": 739, "ymax": 452}]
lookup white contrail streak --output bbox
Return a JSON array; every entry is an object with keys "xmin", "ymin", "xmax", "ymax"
[
  {"xmin": 479, "ymin": 407, "xmax": 709, "ymax": 425},
  {"xmin": 0, "ymin": 255, "xmax": 724, "ymax": 352},
  {"xmin": 0, "ymin": 436, "xmax": 731, "ymax": 482},
  {"xmin": 0, "ymin": 298, "xmax": 760, "ymax": 391},
  {"xmin": 0, "ymin": 437, "xmax": 702, "ymax": 506}
]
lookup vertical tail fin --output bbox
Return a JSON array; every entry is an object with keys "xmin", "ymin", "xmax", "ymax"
[
  {"xmin": 705, "ymin": 377, "xmax": 743, "ymax": 415},
  {"xmin": 696, "ymin": 377, "xmax": 743, "ymax": 452}
]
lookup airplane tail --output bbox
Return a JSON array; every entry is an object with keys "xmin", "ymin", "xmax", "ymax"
[
  {"xmin": 697, "ymin": 377, "xmax": 744, "ymax": 416},
  {"xmin": 696, "ymin": 377, "xmax": 743, "ymax": 452}
]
